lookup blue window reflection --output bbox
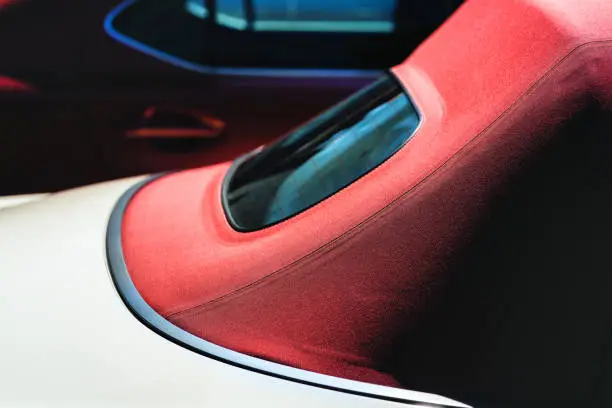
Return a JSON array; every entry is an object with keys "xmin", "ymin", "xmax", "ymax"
[
  {"xmin": 224, "ymin": 74, "xmax": 420, "ymax": 231},
  {"xmin": 185, "ymin": 0, "xmax": 208, "ymax": 18},
  {"xmin": 186, "ymin": 0, "xmax": 397, "ymax": 33},
  {"xmin": 217, "ymin": 0, "xmax": 248, "ymax": 30}
]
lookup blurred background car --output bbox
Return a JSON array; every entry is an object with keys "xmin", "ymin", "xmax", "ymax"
[{"xmin": 0, "ymin": 0, "xmax": 461, "ymax": 195}]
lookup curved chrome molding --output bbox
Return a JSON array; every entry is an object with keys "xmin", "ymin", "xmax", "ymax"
[{"xmin": 105, "ymin": 174, "xmax": 470, "ymax": 408}]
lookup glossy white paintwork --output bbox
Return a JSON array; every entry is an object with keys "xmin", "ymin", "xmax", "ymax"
[
  {"xmin": 0, "ymin": 193, "xmax": 49, "ymax": 210},
  {"xmin": 0, "ymin": 177, "xmax": 468, "ymax": 408}
]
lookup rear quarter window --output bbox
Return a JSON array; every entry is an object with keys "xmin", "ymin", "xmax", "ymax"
[{"xmin": 223, "ymin": 73, "xmax": 420, "ymax": 231}]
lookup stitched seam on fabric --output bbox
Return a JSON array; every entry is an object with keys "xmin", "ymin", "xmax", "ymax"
[{"xmin": 168, "ymin": 39, "xmax": 612, "ymax": 320}]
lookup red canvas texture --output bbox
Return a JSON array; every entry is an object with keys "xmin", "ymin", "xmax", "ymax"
[{"xmin": 122, "ymin": 0, "xmax": 612, "ymax": 386}]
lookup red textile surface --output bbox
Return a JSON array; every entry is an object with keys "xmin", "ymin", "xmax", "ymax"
[{"xmin": 122, "ymin": 0, "xmax": 612, "ymax": 385}]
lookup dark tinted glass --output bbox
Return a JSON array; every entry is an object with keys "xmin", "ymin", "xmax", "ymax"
[
  {"xmin": 223, "ymin": 74, "xmax": 420, "ymax": 231},
  {"xmin": 205, "ymin": 0, "xmax": 397, "ymax": 33},
  {"xmin": 107, "ymin": 0, "xmax": 463, "ymax": 71}
]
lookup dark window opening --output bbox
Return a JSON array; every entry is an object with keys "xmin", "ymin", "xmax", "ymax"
[
  {"xmin": 186, "ymin": 0, "xmax": 397, "ymax": 33},
  {"xmin": 106, "ymin": 0, "xmax": 464, "ymax": 71},
  {"xmin": 223, "ymin": 73, "xmax": 420, "ymax": 231}
]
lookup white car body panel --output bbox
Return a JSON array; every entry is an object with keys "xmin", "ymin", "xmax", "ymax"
[
  {"xmin": 0, "ymin": 177, "xmax": 467, "ymax": 408},
  {"xmin": 0, "ymin": 193, "xmax": 49, "ymax": 210}
]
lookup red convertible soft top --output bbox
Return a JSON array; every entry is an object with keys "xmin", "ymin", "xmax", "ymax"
[{"xmin": 121, "ymin": 0, "xmax": 612, "ymax": 391}]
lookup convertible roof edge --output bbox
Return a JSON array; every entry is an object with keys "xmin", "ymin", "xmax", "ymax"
[{"xmin": 105, "ymin": 174, "xmax": 470, "ymax": 408}]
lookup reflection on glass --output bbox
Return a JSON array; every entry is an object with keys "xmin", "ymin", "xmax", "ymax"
[
  {"xmin": 185, "ymin": 0, "xmax": 208, "ymax": 18},
  {"xmin": 185, "ymin": 0, "xmax": 397, "ymax": 32},
  {"xmin": 224, "ymin": 74, "xmax": 420, "ymax": 231},
  {"xmin": 217, "ymin": 0, "xmax": 248, "ymax": 30}
]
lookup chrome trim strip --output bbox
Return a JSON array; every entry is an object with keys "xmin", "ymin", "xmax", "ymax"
[{"xmin": 105, "ymin": 174, "xmax": 470, "ymax": 408}]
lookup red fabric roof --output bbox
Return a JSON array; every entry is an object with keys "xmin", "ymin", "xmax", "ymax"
[{"xmin": 122, "ymin": 0, "xmax": 612, "ymax": 385}]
